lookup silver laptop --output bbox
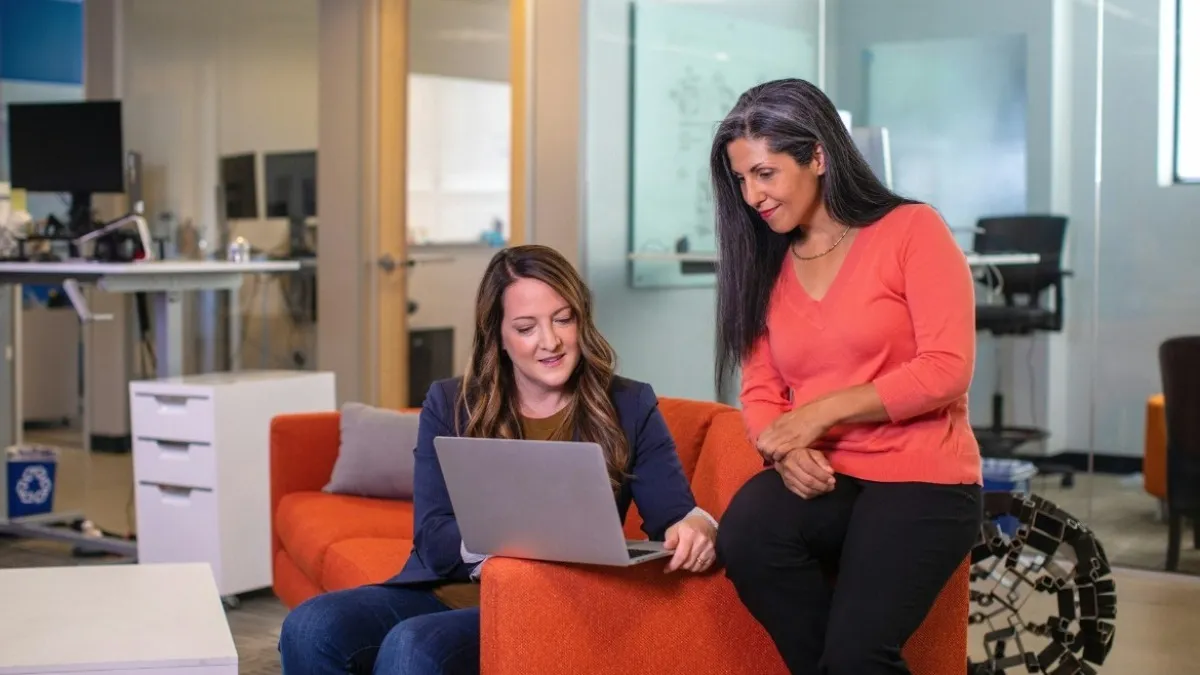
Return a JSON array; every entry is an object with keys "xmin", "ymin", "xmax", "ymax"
[{"xmin": 433, "ymin": 436, "xmax": 672, "ymax": 566}]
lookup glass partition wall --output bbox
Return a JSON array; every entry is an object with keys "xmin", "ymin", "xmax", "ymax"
[
  {"xmin": 1088, "ymin": 0, "xmax": 1200, "ymax": 576},
  {"xmin": 828, "ymin": 0, "xmax": 1111, "ymax": 580}
]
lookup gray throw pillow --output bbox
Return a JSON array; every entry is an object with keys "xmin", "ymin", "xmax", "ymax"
[{"xmin": 323, "ymin": 402, "xmax": 421, "ymax": 500}]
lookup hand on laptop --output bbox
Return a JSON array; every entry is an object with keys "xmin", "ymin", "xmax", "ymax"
[{"xmin": 663, "ymin": 514, "xmax": 718, "ymax": 574}]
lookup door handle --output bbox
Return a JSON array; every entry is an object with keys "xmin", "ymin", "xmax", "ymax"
[
  {"xmin": 378, "ymin": 253, "xmax": 449, "ymax": 273},
  {"xmin": 377, "ymin": 253, "xmax": 399, "ymax": 273}
]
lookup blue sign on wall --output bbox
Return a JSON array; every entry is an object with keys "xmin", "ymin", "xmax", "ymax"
[{"xmin": 0, "ymin": 0, "xmax": 85, "ymax": 85}]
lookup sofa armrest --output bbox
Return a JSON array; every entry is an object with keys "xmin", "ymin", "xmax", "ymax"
[
  {"xmin": 480, "ymin": 556, "xmax": 971, "ymax": 675},
  {"xmin": 479, "ymin": 557, "xmax": 787, "ymax": 675},
  {"xmin": 270, "ymin": 411, "xmax": 341, "ymax": 554}
]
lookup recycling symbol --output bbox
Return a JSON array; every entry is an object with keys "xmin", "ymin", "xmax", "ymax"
[{"xmin": 15, "ymin": 465, "xmax": 52, "ymax": 505}]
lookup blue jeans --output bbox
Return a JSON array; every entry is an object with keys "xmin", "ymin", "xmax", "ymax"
[{"xmin": 278, "ymin": 585, "xmax": 480, "ymax": 675}]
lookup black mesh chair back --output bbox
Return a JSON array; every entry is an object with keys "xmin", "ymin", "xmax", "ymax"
[{"xmin": 974, "ymin": 215, "xmax": 1067, "ymax": 302}]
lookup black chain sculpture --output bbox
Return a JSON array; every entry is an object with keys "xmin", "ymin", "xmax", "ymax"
[{"xmin": 967, "ymin": 492, "xmax": 1117, "ymax": 674}]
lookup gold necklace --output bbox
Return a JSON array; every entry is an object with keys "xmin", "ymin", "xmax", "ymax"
[{"xmin": 791, "ymin": 226, "xmax": 851, "ymax": 261}]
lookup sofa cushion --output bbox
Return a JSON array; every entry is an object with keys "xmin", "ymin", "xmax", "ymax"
[
  {"xmin": 324, "ymin": 402, "xmax": 421, "ymax": 500},
  {"xmin": 276, "ymin": 491, "xmax": 414, "ymax": 582},
  {"xmin": 274, "ymin": 549, "xmax": 324, "ymax": 609},
  {"xmin": 691, "ymin": 410, "xmax": 762, "ymax": 519},
  {"xmin": 657, "ymin": 398, "xmax": 733, "ymax": 480},
  {"xmin": 322, "ymin": 537, "xmax": 414, "ymax": 591}
]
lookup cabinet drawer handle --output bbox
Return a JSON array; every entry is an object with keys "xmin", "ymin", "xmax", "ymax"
[
  {"xmin": 155, "ymin": 440, "xmax": 192, "ymax": 455},
  {"xmin": 152, "ymin": 395, "xmax": 189, "ymax": 411},
  {"xmin": 158, "ymin": 484, "xmax": 194, "ymax": 505}
]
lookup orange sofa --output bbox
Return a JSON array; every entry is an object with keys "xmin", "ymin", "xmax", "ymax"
[{"xmin": 270, "ymin": 398, "xmax": 970, "ymax": 674}]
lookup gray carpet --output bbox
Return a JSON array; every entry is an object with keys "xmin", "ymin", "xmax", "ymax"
[{"xmin": 0, "ymin": 536, "xmax": 286, "ymax": 675}]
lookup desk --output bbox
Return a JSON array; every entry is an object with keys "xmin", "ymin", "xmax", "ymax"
[
  {"xmin": 0, "ymin": 259, "xmax": 300, "ymax": 556},
  {"xmin": 626, "ymin": 251, "xmax": 1041, "ymax": 267},
  {"xmin": 0, "ymin": 260, "xmax": 299, "ymax": 378}
]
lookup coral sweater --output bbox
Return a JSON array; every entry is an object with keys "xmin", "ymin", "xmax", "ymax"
[{"xmin": 741, "ymin": 203, "xmax": 982, "ymax": 485}]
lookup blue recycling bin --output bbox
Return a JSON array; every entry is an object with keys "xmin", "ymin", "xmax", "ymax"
[
  {"xmin": 6, "ymin": 445, "xmax": 59, "ymax": 520},
  {"xmin": 981, "ymin": 457, "xmax": 1038, "ymax": 538}
]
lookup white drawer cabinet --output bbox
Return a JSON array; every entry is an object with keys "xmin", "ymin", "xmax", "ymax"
[{"xmin": 130, "ymin": 370, "xmax": 335, "ymax": 598}]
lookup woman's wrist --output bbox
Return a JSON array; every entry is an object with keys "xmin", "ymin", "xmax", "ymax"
[{"xmin": 806, "ymin": 384, "xmax": 887, "ymax": 428}]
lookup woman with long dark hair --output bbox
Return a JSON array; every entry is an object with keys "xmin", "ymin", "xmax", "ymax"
[
  {"xmin": 711, "ymin": 78, "xmax": 983, "ymax": 674},
  {"xmin": 279, "ymin": 245, "xmax": 717, "ymax": 675}
]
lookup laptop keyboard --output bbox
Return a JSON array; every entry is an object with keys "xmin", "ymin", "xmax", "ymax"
[{"xmin": 627, "ymin": 547, "xmax": 657, "ymax": 559}]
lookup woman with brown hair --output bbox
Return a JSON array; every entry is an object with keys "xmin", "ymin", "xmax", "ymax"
[{"xmin": 279, "ymin": 244, "xmax": 717, "ymax": 675}]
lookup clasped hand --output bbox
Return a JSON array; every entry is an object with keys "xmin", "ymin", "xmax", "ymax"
[{"xmin": 757, "ymin": 405, "xmax": 836, "ymax": 499}]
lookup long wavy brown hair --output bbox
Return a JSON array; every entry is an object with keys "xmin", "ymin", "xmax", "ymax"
[{"xmin": 455, "ymin": 245, "xmax": 629, "ymax": 490}]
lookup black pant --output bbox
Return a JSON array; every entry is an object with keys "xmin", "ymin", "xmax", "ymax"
[{"xmin": 717, "ymin": 470, "xmax": 981, "ymax": 675}]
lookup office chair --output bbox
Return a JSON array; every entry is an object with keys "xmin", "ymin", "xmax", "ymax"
[
  {"xmin": 1158, "ymin": 335, "xmax": 1200, "ymax": 571},
  {"xmin": 972, "ymin": 215, "xmax": 1073, "ymax": 484}
]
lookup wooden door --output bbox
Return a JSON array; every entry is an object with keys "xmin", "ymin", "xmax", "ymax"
[{"xmin": 373, "ymin": 0, "xmax": 409, "ymax": 409}]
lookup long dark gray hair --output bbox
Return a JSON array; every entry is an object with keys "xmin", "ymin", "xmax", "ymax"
[{"xmin": 711, "ymin": 78, "xmax": 916, "ymax": 394}]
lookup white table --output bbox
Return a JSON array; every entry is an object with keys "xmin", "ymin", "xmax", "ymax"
[
  {"xmin": 0, "ymin": 260, "xmax": 301, "ymax": 378},
  {"xmin": 0, "ymin": 562, "xmax": 237, "ymax": 675}
]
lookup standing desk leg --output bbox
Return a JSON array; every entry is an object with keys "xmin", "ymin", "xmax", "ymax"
[
  {"xmin": 228, "ymin": 287, "xmax": 241, "ymax": 371},
  {"xmin": 153, "ymin": 290, "xmax": 185, "ymax": 378}
]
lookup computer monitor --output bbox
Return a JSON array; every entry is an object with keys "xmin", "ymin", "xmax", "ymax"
[
  {"xmin": 221, "ymin": 153, "xmax": 259, "ymax": 219},
  {"xmin": 264, "ymin": 150, "xmax": 316, "ymax": 219},
  {"xmin": 7, "ymin": 100, "xmax": 125, "ymax": 232},
  {"xmin": 8, "ymin": 100, "xmax": 124, "ymax": 194}
]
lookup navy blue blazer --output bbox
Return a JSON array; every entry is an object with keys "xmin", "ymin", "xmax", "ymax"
[{"xmin": 387, "ymin": 375, "xmax": 698, "ymax": 586}]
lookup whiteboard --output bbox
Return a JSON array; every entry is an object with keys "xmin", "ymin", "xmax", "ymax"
[{"xmin": 628, "ymin": 3, "xmax": 817, "ymax": 288}]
